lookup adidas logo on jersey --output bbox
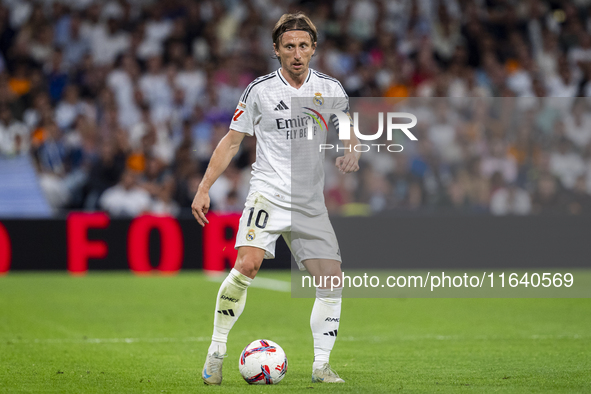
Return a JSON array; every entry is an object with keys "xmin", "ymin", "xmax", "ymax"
[
  {"xmin": 273, "ymin": 100, "xmax": 289, "ymax": 111},
  {"xmin": 323, "ymin": 330, "xmax": 338, "ymax": 337}
]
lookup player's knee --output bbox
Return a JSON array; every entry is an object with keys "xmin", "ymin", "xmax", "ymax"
[
  {"xmin": 320, "ymin": 262, "xmax": 342, "ymax": 278},
  {"xmin": 328, "ymin": 269, "xmax": 342, "ymax": 282},
  {"xmin": 235, "ymin": 254, "xmax": 262, "ymax": 278}
]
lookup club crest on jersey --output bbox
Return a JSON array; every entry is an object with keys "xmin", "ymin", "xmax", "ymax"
[
  {"xmin": 313, "ymin": 92, "xmax": 324, "ymax": 107},
  {"xmin": 246, "ymin": 229, "xmax": 255, "ymax": 241}
]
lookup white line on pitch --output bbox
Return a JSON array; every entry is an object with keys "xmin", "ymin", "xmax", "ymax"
[
  {"xmin": 5, "ymin": 337, "xmax": 210, "ymax": 344},
  {"xmin": 207, "ymin": 276, "xmax": 290, "ymax": 292},
  {"xmin": 337, "ymin": 334, "xmax": 588, "ymax": 342},
  {"xmin": 6, "ymin": 333, "xmax": 586, "ymax": 345}
]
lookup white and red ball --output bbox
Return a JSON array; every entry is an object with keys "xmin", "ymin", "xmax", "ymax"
[{"xmin": 238, "ymin": 339, "xmax": 287, "ymax": 384}]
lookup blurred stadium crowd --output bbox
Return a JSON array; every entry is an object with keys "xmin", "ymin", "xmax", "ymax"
[{"xmin": 1, "ymin": 0, "xmax": 591, "ymax": 216}]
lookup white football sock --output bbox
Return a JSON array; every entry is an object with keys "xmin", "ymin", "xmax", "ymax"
[
  {"xmin": 310, "ymin": 287, "xmax": 342, "ymax": 371},
  {"xmin": 208, "ymin": 268, "xmax": 252, "ymax": 355}
]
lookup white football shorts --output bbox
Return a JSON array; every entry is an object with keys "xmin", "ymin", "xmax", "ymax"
[{"xmin": 235, "ymin": 192, "xmax": 342, "ymax": 270}]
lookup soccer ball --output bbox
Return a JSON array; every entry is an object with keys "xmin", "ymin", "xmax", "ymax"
[{"xmin": 239, "ymin": 339, "xmax": 288, "ymax": 384}]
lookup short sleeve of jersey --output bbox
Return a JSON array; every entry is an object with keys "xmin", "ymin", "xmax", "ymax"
[
  {"xmin": 330, "ymin": 81, "xmax": 353, "ymax": 129},
  {"xmin": 230, "ymin": 90, "xmax": 257, "ymax": 136}
]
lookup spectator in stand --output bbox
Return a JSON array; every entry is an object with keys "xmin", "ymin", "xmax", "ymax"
[
  {"xmin": 0, "ymin": 105, "xmax": 29, "ymax": 156},
  {"xmin": 365, "ymin": 172, "xmax": 393, "ymax": 213},
  {"xmin": 151, "ymin": 176, "xmax": 180, "ymax": 216},
  {"xmin": 174, "ymin": 170, "xmax": 202, "ymax": 214},
  {"xmin": 23, "ymin": 91, "xmax": 51, "ymax": 131},
  {"xmin": 35, "ymin": 121, "xmax": 68, "ymax": 208},
  {"xmin": 481, "ymin": 139, "xmax": 518, "ymax": 184},
  {"xmin": 8, "ymin": 61, "xmax": 31, "ymax": 98},
  {"xmin": 175, "ymin": 56, "xmax": 206, "ymax": 109},
  {"xmin": 144, "ymin": 3, "xmax": 173, "ymax": 53},
  {"xmin": 563, "ymin": 99, "xmax": 591, "ymax": 149},
  {"xmin": 60, "ymin": 13, "xmax": 89, "ymax": 69},
  {"xmin": 216, "ymin": 189, "xmax": 243, "ymax": 213},
  {"xmin": 490, "ymin": 182, "xmax": 532, "ymax": 216},
  {"xmin": 55, "ymin": 85, "xmax": 83, "ymax": 130},
  {"xmin": 99, "ymin": 169, "xmax": 151, "ymax": 217},
  {"xmin": 546, "ymin": 58, "xmax": 578, "ymax": 106},
  {"xmin": 568, "ymin": 32, "xmax": 591, "ymax": 71},
  {"xmin": 138, "ymin": 55, "xmax": 172, "ymax": 123},
  {"xmin": 85, "ymin": 140, "xmax": 126, "ymax": 210},
  {"xmin": 549, "ymin": 138, "xmax": 585, "ymax": 190},
  {"xmin": 568, "ymin": 175, "xmax": 591, "ymax": 215},
  {"xmin": 139, "ymin": 156, "xmax": 170, "ymax": 199},
  {"xmin": 29, "ymin": 24, "xmax": 54, "ymax": 66},
  {"xmin": 107, "ymin": 54, "xmax": 141, "ymax": 128},
  {"xmin": 427, "ymin": 100, "xmax": 462, "ymax": 163},
  {"xmin": 44, "ymin": 48, "xmax": 68, "ymax": 103},
  {"xmin": 90, "ymin": 18, "xmax": 130, "ymax": 66},
  {"xmin": 531, "ymin": 174, "xmax": 567, "ymax": 215}
]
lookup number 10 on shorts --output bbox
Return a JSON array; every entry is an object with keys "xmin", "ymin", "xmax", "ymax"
[{"xmin": 247, "ymin": 207, "xmax": 269, "ymax": 229}]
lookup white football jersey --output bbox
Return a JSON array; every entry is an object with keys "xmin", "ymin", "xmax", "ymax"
[{"xmin": 230, "ymin": 68, "xmax": 350, "ymax": 215}]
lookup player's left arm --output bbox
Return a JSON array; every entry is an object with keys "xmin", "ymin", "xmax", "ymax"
[
  {"xmin": 331, "ymin": 81, "xmax": 359, "ymax": 174},
  {"xmin": 336, "ymin": 129, "xmax": 360, "ymax": 174}
]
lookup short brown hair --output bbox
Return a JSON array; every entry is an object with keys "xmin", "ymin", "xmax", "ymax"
[{"xmin": 272, "ymin": 12, "xmax": 318, "ymax": 48}]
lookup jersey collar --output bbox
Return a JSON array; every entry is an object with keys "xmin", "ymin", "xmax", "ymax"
[{"xmin": 276, "ymin": 68, "xmax": 312, "ymax": 89}]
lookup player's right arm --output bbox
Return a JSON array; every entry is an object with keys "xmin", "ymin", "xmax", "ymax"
[
  {"xmin": 193, "ymin": 80, "xmax": 258, "ymax": 225},
  {"xmin": 191, "ymin": 129, "xmax": 246, "ymax": 226}
]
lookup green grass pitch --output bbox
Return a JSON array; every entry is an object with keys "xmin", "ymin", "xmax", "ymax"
[{"xmin": 1, "ymin": 271, "xmax": 590, "ymax": 393}]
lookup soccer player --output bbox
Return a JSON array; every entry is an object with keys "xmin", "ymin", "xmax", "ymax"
[{"xmin": 192, "ymin": 12, "xmax": 359, "ymax": 385}]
